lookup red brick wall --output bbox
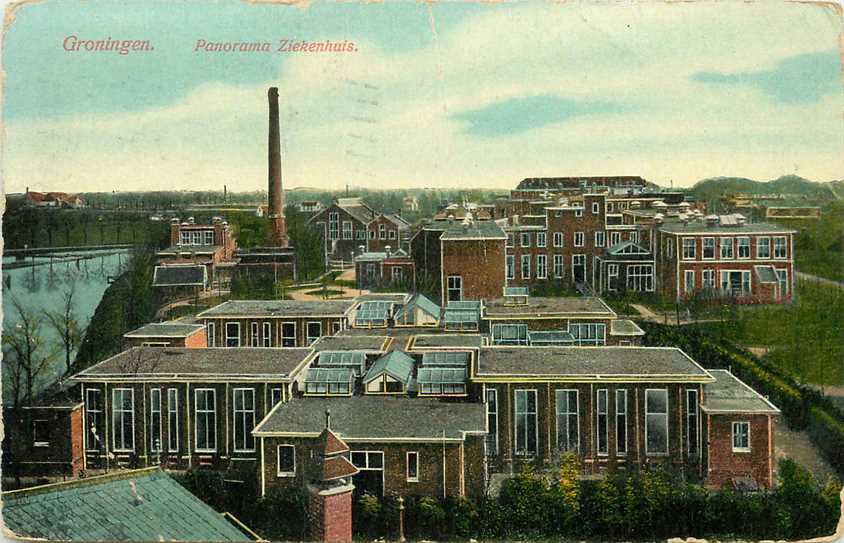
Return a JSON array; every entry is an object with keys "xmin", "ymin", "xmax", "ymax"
[
  {"xmin": 310, "ymin": 204, "xmax": 369, "ymax": 262},
  {"xmin": 705, "ymin": 413, "xmax": 774, "ymax": 489},
  {"xmin": 310, "ymin": 488, "xmax": 353, "ymax": 542},
  {"xmin": 2, "ymin": 404, "xmax": 85, "ymax": 477},
  {"xmin": 184, "ymin": 329, "xmax": 208, "ymax": 348},
  {"xmin": 441, "ymin": 238, "xmax": 506, "ymax": 305},
  {"xmin": 367, "ymin": 215, "xmax": 401, "ymax": 253}
]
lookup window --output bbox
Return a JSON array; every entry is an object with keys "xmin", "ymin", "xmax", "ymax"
[
  {"xmin": 774, "ymin": 237, "xmax": 787, "ymax": 259},
  {"xmin": 492, "ymin": 324, "xmax": 528, "ymax": 345},
  {"xmin": 306, "ymin": 322, "xmax": 322, "ymax": 346},
  {"xmin": 666, "ymin": 238, "xmax": 674, "ymax": 258},
  {"xmin": 629, "ymin": 231, "xmax": 639, "ymax": 243},
  {"xmin": 686, "ymin": 389, "xmax": 699, "ymax": 457},
  {"xmin": 332, "ymin": 321, "xmax": 342, "ymax": 334},
  {"xmin": 737, "ymin": 237, "xmax": 751, "ymax": 259},
  {"xmin": 732, "ymin": 422, "xmax": 750, "ymax": 452},
  {"xmin": 33, "ymin": 420, "xmax": 50, "ymax": 447},
  {"xmin": 342, "ymin": 221, "xmax": 353, "ymax": 240},
  {"xmin": 204, "ymin": 230, "xmax": 214, "ymax": 245},
  {"xmin": 447, "ymin": 276, "xmax": 462, "ymax": 302},
  {"xmin": 607, "ymin": 264, "xmax": 619, "ymax": 291},
  {"xmin": 616, "ymin": 390, "xmax": 628, "ymax": 456},
  {"xmin": 192, "ymin": 231, "xmax": 201, "ymax": 245},
  {"xmin": 555, "ymin": 389, "xmax": 579, "ymax": 452},
  {"xmin": 520, "ymin": 232, "xmax": 531, "ymax": 247},
  {"xmin": 391, "ymin": 266, "xmax": 403, "ymax": 282},
  {"xmin": 368, "ymin": 230, "xmax": 375, "ymax": 240},
  {"xmin": 328, "ymin": 212, "xmax": 339, "ymax": 240},
  {"xmin": 757, "ymin": 237, "xmax": 770, "ymax": 259},
  {"xmin": 250, "ymin": 322, "xmax": 259, "ymax": 347},
  {"xmin": 506, "ymin": 255, "xmax": 515, "ymax": 280},
  {"xmin": 521, "ymin": 255, "xmax": 531, "ymax": 279},
  {"xmin": 263, "ymin": 322, "xmax": 271, "ymax": 347},
  {"xmin": 595, "ymin": 231, "xmax": 605, "ymax": 248},
  {"xmin": 379, "ymin": 224, "xmax": 386, "ymax": 240},
  {"xmin": 703, "ymin": 237, "xmax": 715, "ymax": 259},
  {"xmin": 554, "ymin": 255, "xmax": 564, "ymax": 279},
  {"xmin": 351, "ymin": 450, "xmax": 384, "ymax": 470},
  {"xmin": 684, "ymin": 270, "xmax": 695, "ymax": 295},
  {"xmin": 271, "ymin": 387, "xmax": 283, "ymax": 408},
  {"xmin": 225, "ymin": 322, "xmax": 240, "ymax": 347},
  {"xmin": 85, "ymin": 388, "xmax": 102, "ymax": 451},
  {"xmin": 592, "ymin": 202, "xmax": 600, "ymax": 214},
  {"xmin": 627, "ymin": 264, "xmax": 654, "ymax": 292},
  {"xmin": 486, "ymin": 389, "xmax": 498, "ymax": 455},
  {"xmin": 112, "ymin": 388, "xmax": 134, "ymax": 452},
  {"xmin": 574, "ymin": 207, "xmax": 583, "ymax": 218},
  {"xmin": 180, "ymin": 231, "xmax": 190, "ymax": 245},
  {"xmin": 645, "ymin": 389, "xmax": 669, "ymax": 455},
  {"xmin": 610, "ymin": 231, "xmax": 621, "ymax": 246},
  {"xmin": 720, "ymin": 270, "xmax": 751, "ymax": 296},
  {"xmin": 682, "ymin": 238, "xmax": 696, "ymax": 260},
  {"xmin": 150, "ymin": 388, "xmax": 162, "ymax": 453},
  {"xmin": 406, "ymin": 451, "xmax": 419, "ymax": 482},
  {"xmin": 206, "ymin": 322, "xmax": 216, "ymax": 347},
  {"xmin": 233, "ymin": 388, "xmax": 255, "ymax": 452},
  {"xmin": 277, "ymin": 445, "xmax": 296, "ymax": 476},
  {"xmin": 597, "ymin": 389, "xmax": 609, "ymax": 456},
  {"xmin": 389, "ymin": 230, "xmax": 396, "ymax": 240},
  {"xmin": 720, "ymin": 237, "xmax": 734, "ymax": 259},
  {"xmin": 506, "ymin": 233, "xmax": 514, "ymax": 247},
  {"xmin": 536, "ymin": 255, "xmax": 547, "ymax": 279},
  {"xmin": 776, "ymin": 269, "xmax": 789, "ymax": 297},
  {"xmin": 357, "ymin": 229, "xmax": 367, "ymax": 240},
  {"xmin": 167, "ymin": 388, "xmax": 179, "ymax": 453},
  {"xmin": 281, "ymin": 322, "xmax": 296, "ymax": 347},
  {"xmin": 574, "ymin": 232, "xmax": 584, "ymax": 247},
  {"xmin": 537, "ymin": 232, "xmax": 546, "ymax": 248},
  {"xmin": 702, "ymin": 269, "xmax": 715, "ymax": 290},
  {"xmin": 553, "ymin": 232, "xmax": 563, "ymax": 248},
  {"xmin": 514, "ymin": 390, "xmax": 538, "ymax": 456},
  {"xmin": 194, "ymin": 389, "xmax": 216, "ymax": 453},
  {"xmin": 570, "ymin": 323, "xmax": 606, "ymax": 346}
]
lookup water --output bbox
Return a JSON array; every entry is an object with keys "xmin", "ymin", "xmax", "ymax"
[{"xmin": 2, "ymin": 250, "xmax": 129, "ymax": 402}]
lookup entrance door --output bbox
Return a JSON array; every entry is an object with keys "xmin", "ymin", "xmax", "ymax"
[
  {"xmin": 572, "ymin": 255, "xmax": 585, "ymax": 283},
  {"xmin": 351, "ymin": 450, "xmax": 384, "ymax": 497}
]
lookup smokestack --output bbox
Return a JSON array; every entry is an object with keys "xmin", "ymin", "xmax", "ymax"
[{"xmin": 266, "ymin": 87, "xmax": 288, "ymax": 247}]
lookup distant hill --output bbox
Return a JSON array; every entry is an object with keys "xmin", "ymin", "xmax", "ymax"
[{"xmin": 690, "ymin": 175, "xmax": 838, "ymax": 202}]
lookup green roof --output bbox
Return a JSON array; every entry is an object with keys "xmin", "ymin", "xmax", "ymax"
[
  {"xmin": 363, "ymin": 350, "xmax": 414, "ymax": 384},
  {"xmin": 421, "ymin": 351, "xmax": 469, "ymax": 367},
  {"xmin": 2, "ymin": 468, "xmax": 250, "ymax": 541},
  {"xmin": 394, "ymin": 294, "xmax": 441, "ymax": 324}
]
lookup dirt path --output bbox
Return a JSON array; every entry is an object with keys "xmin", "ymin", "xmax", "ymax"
[
  {"xmin": 289, "ymin": 285, "xmax": 368, "ymax": 301},
  {"xmin": 629, "ymin": 303, "xmax": 721, "ymax": 326},
  {"xmin": 774, "ymin": 417, "xmax": 838, "ymax": 484}
]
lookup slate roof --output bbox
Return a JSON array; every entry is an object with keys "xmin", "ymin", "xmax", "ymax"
[
  {"xmin": 124, "ymin": 322, "xmax": 205, "ymax": 338},
  {"xmin": 253, "ymin": 396, "xmax": 486, "ymax": 440},
  {"xmin": 440, "ymin": 220, "xmax": 507, "ymax": 240},
  {"xmin": 340, "ymin": 204, "xmax": 375, "ymax": 225},
  {"xmin": 409, "ymin": 334, "xmax": 484, "ymax": 349},
  {"xmin": 1, "ymin": 467, "xmax": 249, "ymax": 541},
  {"xmin": 658, "ymin": 220, "xmax": 796, "ymax": 235},
  {"xmin": 363, "ymin": 350, "xmax": 415, "ymax": 384},
  {"xmin": 609, "ymin": 319, "xmax": 646, "ymax": 336},
  {"xmin": 702, "ymin": 369, "xmax": 781, "ymax": 414},
  {"xmin": 158, "ymin": 244, "xmax": 222, "ymax": 254},
  {"xmin": 197, "ymin": 299, "xmax": 355, "ymax": 318},
  {"xmin": 153, "ymin": 265, "xmax": 207, "ymax": 287},
  {"xmin": 476, "ymin": 346, "xmax": 713, "ymax": 381},
  {"xmin": 72, "ymin": 347, "xmax": 312, "ymax": 380},
  {"xmin": 311, "ymin": 335, "xmax": 390, "ymax": 352},
  {"xmin": 484, "ymin": 296, "xmax": 616, "ymax": 318}
]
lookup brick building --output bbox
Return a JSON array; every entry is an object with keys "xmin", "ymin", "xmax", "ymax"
[
  {"xmin": 511, "ymin": 176, "xmax": 651, "ymax": 200},
  {"xmin": 354, "ymin": 248, "xmax": 416, "ymax": 290},
  {"xmin": 309, "ymin": 198, "xmax": 376, "ymax": 265},
  {"xmin": 123, "ymin": 322, "xmax": 207, "ymax": 348},
  {"xmin": 653, "ymin": 214, "xmax": 796, "ymax": 303},
  {"xmin": 155, "ymin": 217, "xmax": 238, "ymax": 289},
  {"xmin": 439, "ymin": 219, "xmax": 507, "ymax": 306},
  {"xmin": 366, "ymin": 213, "xmax": 410, "ymax": 253}
]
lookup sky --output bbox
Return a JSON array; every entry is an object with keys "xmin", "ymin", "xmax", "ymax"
[{"xmin": 2, "ymin": 1, "xmax": 843, "ymax": 193}]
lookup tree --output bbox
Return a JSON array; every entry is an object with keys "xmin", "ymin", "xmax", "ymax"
[
  {"xmin": 46, "ymin": 284, "xmax": 85, "ymax": 376},
  {"xmin": 3, "ymin": 296, "xmax": 55, "ymax": 407}
]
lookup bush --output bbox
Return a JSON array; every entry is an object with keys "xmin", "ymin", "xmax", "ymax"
[{"xmin": 252, "ymin": 487, "xmax": 309, "ymax": 541}]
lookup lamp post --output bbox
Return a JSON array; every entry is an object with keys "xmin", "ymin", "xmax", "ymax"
[{"xmin": 398, "ymin": 496, "xmax": 406, "ymax": 543}]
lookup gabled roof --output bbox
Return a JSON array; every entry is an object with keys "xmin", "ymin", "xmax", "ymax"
[
  {"xmin": 363, "ymin": 350, "xmax": 414, "ymax": 384},
  {"xmin": 1, "ymin": 468, "xmax": 249, "ymax": 541},
  {"xmin": 607, "ymin": 241, "xmax": 651, "ymax": 256},
  {"xmin": 701, "ymin": 369, "xmax": 781, "ymax": 414},
  {"xmin": 440, "ymin": 220, "xmax": 507, "ymax": 240},
  {"xmin": 394, "ymin": 294, "xmax": 441, "ymax": 324}
]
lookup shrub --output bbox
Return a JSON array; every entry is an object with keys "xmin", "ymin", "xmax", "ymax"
[{"xmin": 252, "ymin": 487, "xmax": 309, "ymax": 541}]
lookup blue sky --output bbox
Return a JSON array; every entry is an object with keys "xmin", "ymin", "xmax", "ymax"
[{"xmin": 3, "ymin": 1, "xmax": 843, "ymax": 192}]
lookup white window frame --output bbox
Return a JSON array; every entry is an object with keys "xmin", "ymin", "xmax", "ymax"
[
  {"xmin": 206, "ymin": 322, "xmax": 215, "ymax": 347},
  {"xmin": 379, "ymin": 224, "xmax": 386, "ymax": 240},
  {"xmin": 702, "ymin": 237, "xmax": 715, "ymax": 260},
  {"xmin": 520, "ymin": 232, "xmax": 531, "ymax": 247},
  {"xmin": 555, "ymin": 389, "xmax": 579, "ymax": 453},
  {"xmin": 684, "ymin": 270, "xmax": 695, "ymax": 295},
  {"xmin": 645, "ymin": 388, "xmax": 669, "ymax": 456},
  {"xmin": 514, "ymin": 389, "xmax": 538, "ymax": 457},
  {"xmin": 592, "ymin": 202, "xmax": 600, "ymax": 214},
  {"xmin": 85, "ymin": 388, "xmax": 102, "ymax": 452},
  {"xmin": 506, "ymin": 233, "xmax": 514, "ymax": 248},
  {"xmin": 204, "ymin": 230, "xmax": 214, "ymax": 245},
  {"xmin": 554, "ymin": 255, "xmax": 564, "ymax": 279},
  {"xmin": 574, "ymin": 232, "xmax": 584, "ymax": 247},
  {"xmin": 270, "ymin": 387, "xmax": 283, "ymax": 408},
  {"xmin": 595, "ymin": 231, "xmax": 605, "ymax": 248},
  {"xmin": 250, "ymin": 321, "xmax": 259, "ymax": 347},
  {"xmin": 537, "ymin": 232, "xmax": 546, "ymax": 248},
  {"xmin": 686, "ymin": 389, "xmax": 700, "ymax": 458},
  {"xmin": 277, "ymin": 444, "xmax": 296, "ymax": 477},
  {"xmin": 447, "ymin": 275, "xmax": 463, "ymax": 302},
  {"xmin": 682, "ymin": 238, "xmax": 696, "ymax": 260},
  {"xmin": 328, "ymin": 212, "xmax": 339, "ymax": 240},
  {"xmin": 486, "ymin": 389, "xmax": 498, "ymax": 456},
  {"xmin": 720, "ymin": 270, "xmax": 752, "ymax": 296},
  {"xmin": 520, "ymin": 255, "xmax": 531, "ymax": 280},
  {"xmin": 596, "ymin": 389, "xmax": 609, "ymax": 456},
  {"xmin": 732, "ymin": 421, "xmax": 751, "ymax": 452},
  {"xmin": 757, "ymin": 236, "xmax": 770, "ymax": 259},
  {"xmin": 574, "ymin": 207, "xmax": 583, "ymax": 218},
  {"xmin": 306, "ymin": 321, "xmax": 322, "ymax": 346},
  {"xmin": 720, "ymin": 237, "xmax": 734, "ymax": 259},
  {"xmin": 225, "ymin": 321, "xmax": 240, "ymax": 348},
  {"xmin": 702, "ymin": 269, "xmax": 716, "ymax": 290},
  {"xmin": 610, "ymin": 231, "xmax": 621, "ymax": 246},
  {"xmin": 406, "ymin": 451, "xmax": 419, "ymax": 482},
  {"xmin": 281, "ymin": 322, "xmax": 296, "ymax": 347},
  {"xmin": 627, "ymin": 264, "xmax": 654, "ymax": 292},
  {"xmin": 262, "ymin": 322, "xmax": 272, "ymax": 347},
  {"xmin": 112, "ymin": 388, "xmax": 135, "ymax": 453},
  {"xmin": 553, "ymin": 232, "xmax": 563, "ymax": 248},
  {"xmin": 506, "ymin": 255, "xmax": 515, "ymax": 280},
  {"xmin": 194, "ymin": 388, "xmax": 217, "ymax": 453},
  {"xmin": 536, "ymin": 254, "xmax": 547, "ymax": 279},
  {"xmin": 342, "ymin": 221, "xmax": 353, "ymax": 240},
  {"xmin": 572, "ymin": 254, "xmax": 585, "ymax": 282},
  {"xmin": 737, "ymin": 237, "xmax": 751, "ymax": 259},
  {"xmin": 232, "ymin": 388, "xmax": 256, "ymax": 453},
  {"xmin": 150, "ymin": 388, "xmax": 163, "ymax": 453},
  {"xmin": 167, "ymin": 388, "xmax": 179, "ymax": 453},
  {"xmin": 616, "ymin": 389, "xmax": 628, "ymax": 456},
  {"xmin": 774, "ymin": 236, "xmax": 787, "ymax": 259},
  {"xmin": 776, "ymin": 268, "xmax": 789, "ymax": 298}
]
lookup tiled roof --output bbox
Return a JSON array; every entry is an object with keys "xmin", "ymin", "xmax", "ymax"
[
  {"xmin": 71, "ymin": 347, "xmax": 312, "ymax": 380},
  {"xmin": 197, "ymin": 299, "xmax": 355, "ymax": 318},
  {"xmin": 484, "ymin": 296, "xmax": 616, "ymax": 318},
  {"xmin": 476, "ymin": 346, "xmax": 713, "ymax": 381},
  {"xmin": 2, "ymin": 468, "xmax": 249, "ymax": 541},
  {"xmin": 153, "ymin": 265, "xmax": 207, "ymax": 287},
  {"xmin": 440, "ymin": 220, "xmax": 507, "ymax": 240},
  {"xmin": 658, "ymin": 220, "xmax": 796, "ymax": 235},
  {"xmin": 702, "ymin": 369, "xmax": 781, "ymax": 414},
  {"xmin": 253, "ymin": 396, "xmax": 486, "ymax": 440},
  {"xmin": 409, "ymin": 334, "xmax": 484, "ymax": 349},
  {"xmin": 124, "ymin": 322, "xmax": 205, "ymax": 338}
]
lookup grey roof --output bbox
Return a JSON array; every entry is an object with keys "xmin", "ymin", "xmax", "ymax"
[
  {"xmin": 410, "ymin": 334, "xmax": 484, "ymax": 349},
  {"xmin": 153, "ymin": 265, "xmax": 206, "ymax": 287},
  {"xmin": 476, "ymin": 346, "xmax": 713, "ymax": 381},
  {"xmin": 363, "ymin": 350, "xmax": 415, "ymax": 384},
  {"xmin": 484, "ymin": 296, "xmax": 616, "ymax": 318},
  {"xmin": 355, "ymin": 252, "xmax": 387, "ymax": 262},
  {"xmin": 440, "ymin": 220, "xmax": 507, "ymax": 240},
  {"xmin": 158, "ymin": 244, "xmax": 221, "ymax": 254},
  {"xmin": 340, "ymin": 204, "xmax": 375, "ymax": 225},
  {"xmin": 658, "ymin": 220, "xmax": 796, "ymax": 235},
  {"xmin": 253, "ymin": 396, "xmax": 486, "ymax": 440},
  {"xmin": 197, "ymin": 299, "xmax": 355, "ymax": 318},
  {"xmin": 124, "ymin": 322, "xmax": 205, "ymax": 338},
  {"xmin": 701, "ymin": 369, "xmax": 780, "ymax": 414},
  {"xmin": 754, "ymin": 265, "xmax": 779, "ymax": 283},
  {"xmin": 311, "ymin": 335, "xmax": 389, "ymax": 352},
  {"xmin": 72, "ymin": 347, "xmax": 312, "ymax": 380},
  {"xmin": 528, "ymin": 331, "xmax": 575, "ymax": 345},
  {"xmin": 2, "ymin": 468, "xmax": 249, "ymax": 541},
  {"xmin": 609, "ymin": 319, "xmax": 646, "ymax": 336}
]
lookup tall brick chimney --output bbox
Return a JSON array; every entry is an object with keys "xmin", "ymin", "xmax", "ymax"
[{"xmin": 266, "ymin": 87, "xmax": 289, "ymax": 247}]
